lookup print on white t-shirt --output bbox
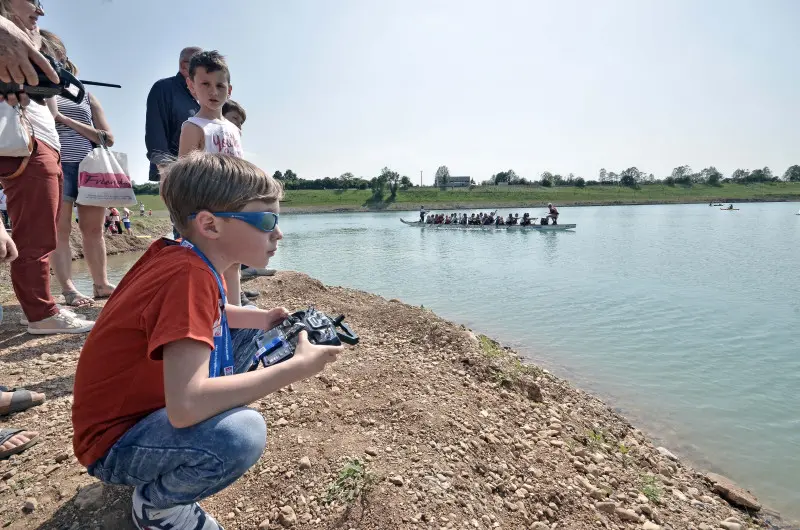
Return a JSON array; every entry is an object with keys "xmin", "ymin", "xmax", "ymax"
[{"xmin": 187, "ymin": 117, "xmax": 243, "ymax": 158}]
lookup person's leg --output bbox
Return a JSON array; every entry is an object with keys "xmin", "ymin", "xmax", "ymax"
[
  {"xmin": 88, "ymin": 406, "xmax": 266, "ymax": 509},
  {"xmin": 0, "ymin": 142, "xmax": 61, "ymax": 322},
  {"xmin": 52, "ymin": 198, "xmax": 93, "ymax": 307},
  {"xmin": 115, "ymin": 220, "xmax": 123, "ymax": 234},
  {"xmin": 223, "ymin": 264, "xmax": 242, "ymax": 307},
  {"xmin": 78, "ymin": 205, "xmax": 115, "ymax": 297}
]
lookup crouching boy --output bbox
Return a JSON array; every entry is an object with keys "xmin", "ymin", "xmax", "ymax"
[{"xmin": 71, "ymin": 152, "xmax": 343, "ymax": 530}]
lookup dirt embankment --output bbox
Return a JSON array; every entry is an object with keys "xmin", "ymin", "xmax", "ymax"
[
  {"xmin": 0, "ymin": 218, "xmax": 171, "ymax": 304},
  {"xmin": 0, "ymin": 271, "xmax": 794, "ymax": 530}
]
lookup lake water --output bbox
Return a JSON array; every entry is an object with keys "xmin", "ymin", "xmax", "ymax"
[{"xmin": 71, "ymin": 203, "xmax": 800, "ymax": 519}]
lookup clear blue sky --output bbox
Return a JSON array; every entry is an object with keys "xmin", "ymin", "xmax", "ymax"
[{"xmin": 47, "ymin": 0, "xmax": 800, "ymax": 184}]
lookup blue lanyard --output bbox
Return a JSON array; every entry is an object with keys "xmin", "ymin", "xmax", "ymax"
[{"xmin": 180, "ymin": 239, "xmax": 234, "ymax": 378}]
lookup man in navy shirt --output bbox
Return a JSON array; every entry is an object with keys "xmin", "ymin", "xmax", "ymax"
[{"xmin": 145, "ymin": 47, "xmax": 202, "ymax": 181}]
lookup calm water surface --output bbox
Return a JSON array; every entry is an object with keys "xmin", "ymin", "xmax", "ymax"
[{"xmin": 72, "ymin": 202, "xmax": 800, "ymax": 518}]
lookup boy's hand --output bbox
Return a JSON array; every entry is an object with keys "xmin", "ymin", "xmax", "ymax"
[
  {"xmin": 293, "ymin": 330, "xmax": 342, "ymax": 376},
  {"xmin": 263, "ymin": 307, "xmax": 290, "ymax": 330}
]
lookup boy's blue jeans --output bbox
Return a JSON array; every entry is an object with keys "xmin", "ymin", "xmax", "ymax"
[{"xmin": 87, "ymin": 328, "xmax": 267, "ymax": 508}]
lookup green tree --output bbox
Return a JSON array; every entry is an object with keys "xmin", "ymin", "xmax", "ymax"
[
  {"xmin": 731, "ymin": 169, "xmax": 749, "ymax": 182},
  {"xmin": 598, "ymin": 168, "xmax": 608, "ymax": 184},
  {"xmin": 619, "ymin": 167, "xmax": 641, "ymax": 187},
  {"xmin": 575, "ymin": 177, "xmax": 586, "ymax": 188},
  {"xmin": 540, "ymin": 171, "xmax": 553, "ymax": 187},
  {"xmin": 284, "ymin": 169, "xmax": 297, "ymax": 181},
  {"xmin": 399, "ymin": 175, "xmax": 413, "ymax": 189},
  {"xmin": 700, "ymin": 166, "xmax": 722, "ymax": 186},
  {"xmin": 337, "ymin": 172, "xmax": 354, "ymax": 189},
  {"xmin": 273, "ymin": 170, "xmax": 283, "ymax": 180},
  {"xmin": 435, "ymin": 165, "xmax": 450, "ymax": 187},
  {"xmin": 783, "ymin": 165, "xmax": 800, "ymax": 182}
]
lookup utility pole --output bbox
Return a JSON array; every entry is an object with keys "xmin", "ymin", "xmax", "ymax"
[{"xmin": 420, "ymin": 170, "xmax": 423, "ymax": 187}]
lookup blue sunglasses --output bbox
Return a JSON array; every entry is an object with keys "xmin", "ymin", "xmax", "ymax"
[{"xmin": 188, "ymin": 211, "xmax": 279, "ymax": 232}]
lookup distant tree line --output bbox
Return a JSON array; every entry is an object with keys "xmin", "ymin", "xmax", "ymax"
[
  {"xmin": 131, "ymin": 164, "xmax": 800, "ymax": 196},
  {"xmin": 481, "ymin": 164, "xmax": 800, "ymax": 189}
]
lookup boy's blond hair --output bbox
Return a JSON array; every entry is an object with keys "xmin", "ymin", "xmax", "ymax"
[{"xmin": 160, "ymin": 152, "xmax": 283, "ymax": 234}]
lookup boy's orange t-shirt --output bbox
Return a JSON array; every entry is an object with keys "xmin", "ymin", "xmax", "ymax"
[{"xmin": 72, "ymin": 239, "xmax": 223, "ymax": 467}]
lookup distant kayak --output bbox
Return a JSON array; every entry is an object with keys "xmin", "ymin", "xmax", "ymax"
[{"xmin": 720, "ymin": 208, "xmax": 739, "ymax": 211}]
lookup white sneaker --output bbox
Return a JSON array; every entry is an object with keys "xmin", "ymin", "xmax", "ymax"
[
  {"xmin": 20, "ymin": 306, "xmax": 83, "ymax": 326},
  {"xmin": 26, "ymin": 310, "xmax": 94, "ymax": 335},
  {"xmin": 132, "ymin": 488, "xmax": 223, "ymax": 530}
]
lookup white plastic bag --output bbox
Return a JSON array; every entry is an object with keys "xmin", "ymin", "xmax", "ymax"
[
  {"xmin": 76, "ymin": 136, "xmax": 136, "ymax": 207},
  {"xmin": 0, "ymin": 104, "xmax": 33, "ymax": 157}
]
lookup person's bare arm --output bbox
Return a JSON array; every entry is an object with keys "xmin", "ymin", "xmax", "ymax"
[
  {"xmin": 54, "ymin": 94, "xmax": 114, "ymax": 146},
  {"xmin": 162, "ymin": 331, "xmax": 341, "ymax": 427},
  {"xmin": 226, "ymin": 305, "xmax": 289, "ymax": 330},
  {"xmin": 0, "ymin": 18, "xmax": 58, "ymax": 107},
  {"xmin": 178, "ymin": 121, "xmax": 204, "ymax": 157},
  {"xmin": 0, "ymin": 223, "xmax": 18, "ymax": 263},
  {"xmin": 88, "ymin": 93, "xmax": 114, "ymax": 145}
]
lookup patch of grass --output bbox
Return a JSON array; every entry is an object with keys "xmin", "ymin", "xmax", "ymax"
[
  {"xmin": 325, "ymin": 458, "xmax": 376, "ymax": 506},
  {"xmin": 640, "ymin": 475, "xmax": 662, "ymax": 504},
  {"xmin": 586, "ymin": 429, "xmax": 606, "ymax": 448},
  {"xmin": 478, "ymin": 335, "xmax": 504, "ymax": 358}
]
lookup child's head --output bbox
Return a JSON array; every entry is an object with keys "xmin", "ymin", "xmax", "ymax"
[
  {"xmin": 161, "ymin": 152, "xmax": 284, "ymax": 268},
  {"xmin": 188, "ymin": 50, "xmax": 232, "ymax": 113},
  {"xmin": 222, "ymin": 100, "xmax": 246, "ymax": 130}
]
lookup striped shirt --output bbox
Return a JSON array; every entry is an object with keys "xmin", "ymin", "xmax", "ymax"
[{"xmin": 56, "ymin": 93, "xmax": 94, "ymax": 163}]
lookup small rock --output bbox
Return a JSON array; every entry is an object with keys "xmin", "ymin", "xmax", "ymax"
[
  {"xmin": 2, "ymin": 469, "xmax": 17, "ymax": 481},
  {"xmin": 365, "ymin": 447, "xmax": 379, "ymax": 456},
  {"xmin": 23, "ymin": 497, "xmax": 37, "ymax": 513},
  {"xmin": 642, "ymin": 522, "xmax": 661, "ymax": 530},
  {"xmin": 719, "ymin": 522, "xmax": 742, "ymax": 530},
  {"xmin": 298, "ymin": 456, "xmax": 311, "ymax": 470},
  {"xmin": 54, "ymin": 453, "xmax": 71, "ymax": 463},
  {"xmin": 596, "ymin": 501, "xmax": 617, "ymax": 513},
  {"xmin": 278, "ymin": 505, "xmax": 297, "ymax": 527},
  {"xmin": 698, "ymin": 524, "xmax": 712, "ymax": 530},
  {"xmin": 275, "ymin": 418, "xmax": 289, "ymax": 427},
  {"xmin": 388, "ymin": 475, "xmax": 404, "ymax": 486},
  {"xmin": 705, "ymin": 472, "xmax": 761, "ymax": 511},
  {"xmin": 615, "ymin": 507, "xmax": 641, "ymax": 522},
  {"xmin": 656, "ymin": 447, "xmax": 678, "ymax": 461},
  {"xmin": 531, "ymin": 523, "xmax": 548, "ymax": 529},
  {"xmin": 74, "ymin": 483, "xmax": 105, "ymax": 510},
  {"xmin": 589, "ymin": 488, "xmax": 607, "ymax": 500},
  {"xmin": 258, "ymin": 519, "xmax": 270, "ymax": 529},
  {"xmin": 672, "ymin": 488, "xmax": 688, "ymax": 501}
]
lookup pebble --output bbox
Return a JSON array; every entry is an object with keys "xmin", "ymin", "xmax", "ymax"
[
  {"xmin": 365, "ymin": 447, "xmax": 379, "ymax": 456},
  {"xmin": 697, "ymin": 525, "xmax": 712, "ymax": 530},
  {"xmin": 642, "ymin": 522, "xmax": 661, "ymax": 530},
  {"xmin": 74, "ymin": 483, "xmax": 105, "ymax": 511},
  {"xmin": 278, "ymin": 505, "xmax": 297, "ymax": 527},
  {"xmin": 298, "ymin": 456, "xmax": 311, "ymax": 470},
  {"xmin": 54, "ymin": 453, "xmax": 71, "ymax": 463},
  {"xmin": 656, "ymin": 447, "xmax": 678, "ymax": 461},
  {"xmin": 672, "ymin": 488, "xmax": 688, "ymax": 502},
  {"xmin": 388, "ymin": 475, "xmax": 404, "ymax": 486},
  {"xmin": 596, "ymin": 502, "xmax": 616, "ymax": 513},
  {"xmin": 719, "ymin": 522, "xmax": 742, "ymax": 530},
  {"xmin": 614, "ymin": 507, "xmax": 641, "ymax": 522},
  {"xmin": 275, "ymin": 418, "xmax": 289, "ymax": 427},
  {"xmin": 23, "ymin": 497, "xmax": 37, "ymax": 513},
  {"xmin": 531, "ymin": 523, "xmax": 548, "ymax": 530},
  {"xmin": 258, "ymin": 519, "xmax": 270, "ymax": 529}
]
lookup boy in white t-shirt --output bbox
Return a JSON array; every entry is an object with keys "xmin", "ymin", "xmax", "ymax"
[
  {"xmin": 177, "ymin": 50, "xmax": 247, "ymax": 307},
  {"xmin": 178, "ymin": 51, "xmax": 243, "ymax": 158}
]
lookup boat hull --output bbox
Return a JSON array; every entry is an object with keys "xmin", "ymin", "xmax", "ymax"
[{"xmin": 400, "ymin": 219, "xmax": 576, "ymax": 231}]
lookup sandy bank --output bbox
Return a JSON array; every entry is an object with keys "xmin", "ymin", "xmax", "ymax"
[
  {"xmin": 0, "ymin": 218, "xmax": 172, "ymax": 305},
  {"xmin": 0, "ymin": 271, "xmax": 794, "ymax": 529}
]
